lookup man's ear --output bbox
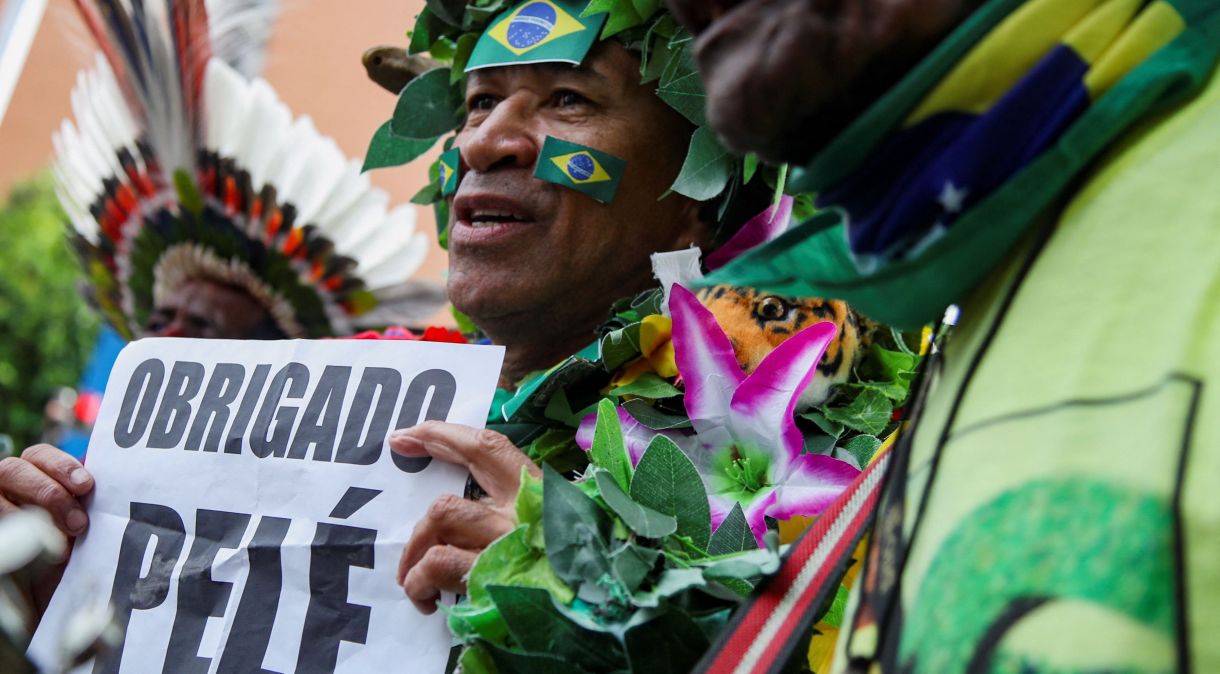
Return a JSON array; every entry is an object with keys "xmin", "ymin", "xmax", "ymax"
[{"xmin": 670, "ymin": 195, "xmax": 713, "ymax": 251}]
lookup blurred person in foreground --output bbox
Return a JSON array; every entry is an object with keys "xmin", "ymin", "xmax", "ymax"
[{"xmin": 672, "ymin": 0, "xmax": 1220, "ymax": 671}]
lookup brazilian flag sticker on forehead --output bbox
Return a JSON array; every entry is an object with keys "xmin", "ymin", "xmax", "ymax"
[
  {"xmin": 534, "ymin": 136, "xmax": 625, "ymax": 204},
  {"xmin": 438, "ymin": 148, "xmax": 460, "ymax": 196},
  {"xmin": 465, "ymin": 0, "xmax": 608, "ymax": 72}
]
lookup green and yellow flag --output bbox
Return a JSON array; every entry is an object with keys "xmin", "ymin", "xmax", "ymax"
[
  {"xmin": 438, "ymin": 148, "xmax": 460, "ymax": 196},
  {"xmin": 465, "ymin": 0, "xmax": 608, "ymax": 72},
  {"xmin": 534, "ymin": 136, "xmax": 625, "ymax": 203}
]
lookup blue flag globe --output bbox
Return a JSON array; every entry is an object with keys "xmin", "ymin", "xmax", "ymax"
[{"xmin": 507, "ymin": 3, "xmax": 558, "ymax": 50}]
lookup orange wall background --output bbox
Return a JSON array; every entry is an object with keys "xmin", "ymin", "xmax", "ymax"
[{"xmin": 0, "ymin": 0, "xmax": 448, "ymax": 285}]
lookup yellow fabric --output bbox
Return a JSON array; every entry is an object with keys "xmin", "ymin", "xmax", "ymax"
[
  {"xmin": 1062, "ymin": 0, "xmax": 1144, "ymax": 63},
  {"xmin": 906, "ymin": 0, "xmax": 1107, "ymax": 125},
  {"xmin": 1085, "ymin": 1, "xmax": 1186, "ymax": 95},
  {"xmin": 905, "ymin": 0, "xmax": 1186, "ymax": 126}
]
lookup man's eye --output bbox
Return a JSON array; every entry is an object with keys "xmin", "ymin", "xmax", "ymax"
[
  {"xmin": 467, "ymin": 94, "xmax": 498, "ymax": 112},
  {"xmin": 146, "ymin": 313, "xmax": 169, "ymax": 331},
  {"xmin": 553, "ymin": 90, "xmax": 590, "ymax": 107}
]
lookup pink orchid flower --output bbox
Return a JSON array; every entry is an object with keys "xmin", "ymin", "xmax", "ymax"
[{"xmin": 579, "ymin": 284, "xmax": 859, "ymax": 546}]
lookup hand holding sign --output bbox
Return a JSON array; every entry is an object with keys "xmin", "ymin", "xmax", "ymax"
[
  {"xmin": 0, "ymin": 444, "xmax": 95, "ymax": 616},
  {"xmin": 390, "ymin": 423, "xmax": 540, "ymax": 613},
  {"xmin": 0, "ymin": 444, "xmax": 94, "ymax": 536}
]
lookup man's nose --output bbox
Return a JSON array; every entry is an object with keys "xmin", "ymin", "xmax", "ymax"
[{"xmin": 460, "ymin": 97, "xmax": 540, "ymax": 173}]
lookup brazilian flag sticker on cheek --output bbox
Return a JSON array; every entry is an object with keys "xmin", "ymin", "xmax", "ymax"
[
  {"xmin": 466, "ymin": 0, "xmax": 608, "ymax": 71},
  {"xmin": 534, "ymin": 136, "xmax": 626, "ymax": 204},
  {"xmin": 438, "ymin": 148, "xmax": 460, "ymax": 196}
]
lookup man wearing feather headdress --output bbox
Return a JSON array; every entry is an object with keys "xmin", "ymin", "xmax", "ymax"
[{"xmin": 0, "ymin": 0, "xmax": 446, "ymax": 620}]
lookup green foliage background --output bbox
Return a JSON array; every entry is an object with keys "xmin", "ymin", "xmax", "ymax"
[{"xmin": 0, "ymin": 175, "xmax": 98, "ymax": 448}]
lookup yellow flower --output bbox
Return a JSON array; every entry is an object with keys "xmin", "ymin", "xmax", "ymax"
[{"xmin": 609, "ymin": 314, "xmax": 678, "ymax": 389}]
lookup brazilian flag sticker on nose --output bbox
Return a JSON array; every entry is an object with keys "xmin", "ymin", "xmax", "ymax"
[
  {"xmin": 466, "ymin": 0, "xmax": 608, "ymax": 72},
  {"xmin": 438, "ymin": 148, "xmax": 460, "ymax": 196},
  {"xmin": 534, "ymin": 136, "xmax": 625, "ymax": 204}
]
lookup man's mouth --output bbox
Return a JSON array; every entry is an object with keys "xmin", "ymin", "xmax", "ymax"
[
  {"xmin": 451, "ymin": 194, "xmax": 540, "ymax": 246},
  {"xmin": 468, "ymin": 208, "xmax": 531, "ymax": 228}
]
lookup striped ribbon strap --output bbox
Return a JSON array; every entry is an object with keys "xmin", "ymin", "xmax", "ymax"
[{"xmin": 696, "ymin": 447, "xmax": 893, "ymax": 674}]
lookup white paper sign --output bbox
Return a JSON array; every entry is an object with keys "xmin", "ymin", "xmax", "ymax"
[{"xmin": 28, "ymin": 337, "xmax": 505, "ymax": 674}]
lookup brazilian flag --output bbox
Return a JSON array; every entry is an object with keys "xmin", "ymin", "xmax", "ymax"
[
  {"xmin": 466, "ymin": 0, "xmax": 608, "ymax": 72},
  {"xmin": 438, "ymin": 148, "xmax": 460, "ymax": 196},
  {"xmin": 534, "ymin": 137, "xmax": 625, "ymax": 203}
]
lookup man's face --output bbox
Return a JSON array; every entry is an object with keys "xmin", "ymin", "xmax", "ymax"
[
  {"xmin": 146, "ymin": 278, "xmax": 278, "ymax": 339},
  {"xmin": 669, "ymin": 0, "xmax": 983, "ymax": 163},
  {"xmin": 447, "ymin": 41, "xmax": 705, "ymax": 345}
]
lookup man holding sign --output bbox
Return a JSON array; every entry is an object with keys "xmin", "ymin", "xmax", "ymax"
[
  {"xmin": 359, "ymin": 0, "xmax": 788, "ymax": 617},
  {"xmin": 17, "ymin": 1, "xmax": 775, "ymax": 670}
]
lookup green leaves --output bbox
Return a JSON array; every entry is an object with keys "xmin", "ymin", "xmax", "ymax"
[
  {"xmin": 366, "ymin": 67, "xmax": 463, "ymax": 173},
  {"xmin": 487, "ymin": 586, "xmax": 626, "ymax": 671},
  {"xmin": 608, "ymin": 543, "xmax": 661, "ymax": 593},
  {"xmin": 707, "ymin": 503, "xmax": 756, "ymax": 555},
  {"xmin": 390, "ymin": 67, "xmax": 464, "ymax": 140},
  {"xmin": 543, "ymin": 465, "xmax": 613, "ymax": 601},
  {"xmin": 523, "ymin": 428, "xmax": 588, "ymax": 474},
  {"xmin": 871, "ymin": 344, "xmax": 918, "ymax": 391},
  {"xmin": 583, "ymin": 0, "xmax": 663, "ymax": 38},
  {"xmin": 424, "ymin": 0, "xmax": 467, "ymax": 27},
  {"xmin": 823, "ymin": 388, "xmax": 893, "ymax": 436},
  {"xmin": 656, "ymin": 41, "xmax": 706, "ymax": 127},
  {"xmin": 840, "ymin": 434, "xmax": 882, "ymax": 468},
  {"xmin": 362, "ymin": 121, "xmax": 438, "ymax": 172},
  {"xmin": 596, "ymin": 470, "xmax": 677, "ymax": 538},
  {"xmin": 609, "ymin": 371, "xmax": 681, "ymax": 399},
  {"xmin": 623, "ymin": 399, "xmax": 694, "ymax": 430},
  {"xmin": 624, "ymin": 610, "xmax": 709, "ymax": 674},
  {"xmin": 0, "ymin": 176, "xmax": 99, "ymax": 448},
  {"xmin": 671, "ymin": 127, "xmax": 734, "ymax": 201},
  {"xmin": 630, "ymin": 435, "xmax": 711, "ymax": 550},
  {"xmin": 599, "ymin": 322, "xmax": 643, "ymax": 371}
]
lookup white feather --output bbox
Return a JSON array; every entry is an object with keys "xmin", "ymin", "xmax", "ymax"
[
  {"xmin": 281, "ymin": 136, "xmax": 347, "ymax": 225},
  {"xmin": 353, "ymin": 205, "xmax": 424, "ymax": 289},
  {"xmin": 311, "ymin": 160, "xmax": 372, "ymax": 230},
  {"xmin": 205, "ymin": 0, "xmax": 280, "ymax": 78},
  {"xmin": 322, "ymin": 190, "xmax": 392, "ymax": 254},
  {"xmin": 228, "ymin": 78, "xmax": 291, "ymax": 188},
  {"xmin": 205, "ymin": 60, "xmax": 251, "ymax": 159}
]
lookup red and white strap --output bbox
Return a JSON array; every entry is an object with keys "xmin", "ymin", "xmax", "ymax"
[{"xmin": 696, "ymin": 448, "xmax": 893, "ymax": 674}]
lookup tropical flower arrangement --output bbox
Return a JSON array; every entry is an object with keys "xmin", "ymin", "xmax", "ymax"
[{"xmin": 452, "ymin": 280, "xmax": 924, "ymax": 673}]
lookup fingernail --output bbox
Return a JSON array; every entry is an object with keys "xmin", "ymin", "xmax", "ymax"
[
  {"xmin": 66, "ymin": 509, "xmax": 87, "ymax": 533},
  {"xmin": 69, "ymin": 468, "xmax": 91, "ymax": 487}
]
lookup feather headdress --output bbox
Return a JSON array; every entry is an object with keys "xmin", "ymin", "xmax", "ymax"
[{"xmin": 55, "ymin": 0, "xmax": 441, "ymax": 339}]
